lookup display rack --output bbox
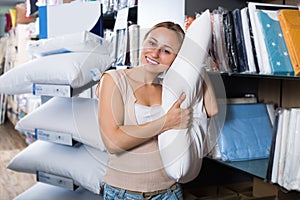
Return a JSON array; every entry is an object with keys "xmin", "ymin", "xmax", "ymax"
[
  {"xmin": 0, "ymin": 34, "xmax": 10, "ymax": 124},
  {"xmin": 103, "ymin": 5, "xmax": 137, "ymax": 30},
  {"xmin": 208, "ymin": 72, "xmax": 300, "ymax": 177},
  {"xmin": 0, "ymin": 0, "xmax": 23, "ymax": 6},
  {"xmin": 209, "ymin": 157, "xmax": 269, "ymax": 180}
]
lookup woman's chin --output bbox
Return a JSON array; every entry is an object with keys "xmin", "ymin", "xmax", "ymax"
[{"xmin": 143, "ymin": 63, "xmax": 167, "ymax": 73}]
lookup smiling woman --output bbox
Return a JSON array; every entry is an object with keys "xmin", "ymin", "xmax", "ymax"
[
  {"xmin": 96, "ymin": 21, "xmax": 189, "ymax": 200},
  {"xmin": 96, "ymin": 20, "xmax": 218, "ymax": 200}
]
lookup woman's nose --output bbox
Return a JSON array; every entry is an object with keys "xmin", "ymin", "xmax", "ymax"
[{"xmin": 151, "ymin": 47, "xmax": 160, "ymax": 58}]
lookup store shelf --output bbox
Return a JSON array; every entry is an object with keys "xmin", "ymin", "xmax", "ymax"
[
  {"xmin": 208, "ymin": 71, "xmax": 300, "ymax": 81},
  {"xmin": 103, "ymin": 6, "xmax": 137, "ymax": 29},
  {"xmin": 207, "ymin": 157, "xmax": 269, "ymax": 180}
]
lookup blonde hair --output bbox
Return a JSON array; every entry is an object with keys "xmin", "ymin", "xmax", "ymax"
[{"xmin": 143, "ymin": 21, "xmax": 185, "ymax": 46}]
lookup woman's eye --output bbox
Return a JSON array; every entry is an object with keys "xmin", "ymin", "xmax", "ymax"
[
  {"xmin": 149, "ymin": 41, "xmax": 156, "ymax": 47},
  {"xmin": 162, "ymin": 49, "xmax": 171, "ymax": 54}
]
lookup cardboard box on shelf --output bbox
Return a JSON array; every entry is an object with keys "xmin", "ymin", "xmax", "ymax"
[
  {"xmin": 223, "ymin": 181, "xmax": 253, "ymax": 195},
  {"xmin": 253, "ymin": 177, "xmax": 278, "ymax": 198},
  {"xmin": 222, "ymin": 180, "xmax": 275, "ymax": 200},
  {"xmin": 253, "ymin": 177, "xmax": 300, "ymax": 200},
  {"xmin": 183, "ymin": 178, "xmax": 300, "ymax": 200},
  {"xmin": 239, "ymin": 192, "xmax": 275, "ymax": 200},
  {"xmin": 183, "ymin": 185, "xmax": 239, "ymax": 200}
]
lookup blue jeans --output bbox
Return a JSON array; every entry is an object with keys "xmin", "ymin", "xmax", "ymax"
[{"xmin": 103, "ymin": 183, "xmax": 183, "ymax": 200}]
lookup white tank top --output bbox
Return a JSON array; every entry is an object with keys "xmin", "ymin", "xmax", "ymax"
[{"xmin": 134, "ymin": 104, "xmax": 163, "ymax": 124}]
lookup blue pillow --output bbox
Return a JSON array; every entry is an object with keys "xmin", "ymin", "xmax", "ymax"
[{"xmin": 218, "ymin": 103, "xmax": 273, "ymax": 161}]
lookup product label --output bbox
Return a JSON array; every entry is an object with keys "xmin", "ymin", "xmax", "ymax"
[
  {"xmin": 35, "ymin": 129, "xmax": 75, "ymax": 146},
  {"xmin": 37, "ymin": 171, "xmax": 78, "ymax": 190},
  {"xmin": 32, "ymin": 83, "xmax": 71, "ymax": 97}
]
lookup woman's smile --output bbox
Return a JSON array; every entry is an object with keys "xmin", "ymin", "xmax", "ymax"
[{"xmin": 146, "ymin": 56, "xmax": 159, "ymax": 65}]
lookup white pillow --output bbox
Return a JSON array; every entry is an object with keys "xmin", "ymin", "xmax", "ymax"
[
  {"xmin": 7, "ymin": 140, "xmax": 108, "ymax": 194},
  {"xmin": 27, "ymin": 31, "xmax": 113, "ymax": 58},
  {"xmin": 14, "ymin": 183, "xmax": 102, "ymax": 200},
  {"xmin": 159, "ymin": 10, "xmax": 212, "ymax": 183},
  {"xmin": 15, "ymin": 96, "xmax": 106, "ymax": 151},
  {"xmin": 0, "ymin": 51, "xmax": 113, "ymax": 94}
]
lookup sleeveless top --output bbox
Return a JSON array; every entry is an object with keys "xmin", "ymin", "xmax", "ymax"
[{"xmin": 102, "ymin": 69, "xmax": 175, "ymax": 192}]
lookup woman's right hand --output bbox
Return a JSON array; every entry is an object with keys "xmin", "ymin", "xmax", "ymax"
[{"xmin": 164, "ymin": 93, "xmax": 191, "ymax": 131}]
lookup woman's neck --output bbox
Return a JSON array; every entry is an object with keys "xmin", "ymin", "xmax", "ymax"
[{"xmin": 126, "ymin": 66, "xmax": 160, "ymax": 85}]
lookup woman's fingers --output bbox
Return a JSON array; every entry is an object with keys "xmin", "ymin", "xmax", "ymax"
[{"xmin": 173, "ymin": 92, "xmax": 186, "ymax": 108}]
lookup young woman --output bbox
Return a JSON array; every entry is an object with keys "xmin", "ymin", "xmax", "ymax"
[{"xmin": 97, "ymin": 21, "xmax": 217, "ymax": 200}]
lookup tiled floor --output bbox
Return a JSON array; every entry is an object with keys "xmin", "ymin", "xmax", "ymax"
[{"xmin": 0, "ymin": 121, "xmax": 35, "ymax": 199}]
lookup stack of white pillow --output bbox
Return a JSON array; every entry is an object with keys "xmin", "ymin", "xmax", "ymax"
[
  {"xmin": 3, "ymin": 31, "xmax": 113, "ymax": 199},
  {"xmin": 0, "ymin": 31, "xmax": 114, "ymax": 94},
  {"xmin": 9, "ymin": 97, "xmax": 109, "ymax": 196}
]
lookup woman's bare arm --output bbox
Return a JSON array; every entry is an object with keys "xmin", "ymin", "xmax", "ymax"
[
  {"xmin": 203, "ymin": 70, "xmax": 218, "ymax": 117},
  {"xmin": 97, "ymin": 73, "xmax": 190, "ymax": 154}
]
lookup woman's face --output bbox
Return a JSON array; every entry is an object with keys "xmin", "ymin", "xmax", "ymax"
[{"xmin": 140, "ymin": 27, "xmax": 182, "ymax": 74}]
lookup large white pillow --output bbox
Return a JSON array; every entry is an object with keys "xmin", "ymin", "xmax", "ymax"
[
  {"xmin": 159, "ymin": 10, "xmax": 213, "ymax": 183},
  {"xmin": 27, "ymin": 31, "xmax": 113, "ymax": 58},
  {"xmin": 0, "ymin": 51, "xmax": 114, "ymax": 94},
  {"xmin": 15, "ymin": 96, "xmax": 106, "ymax": 151},
  {"xmin": 7, "ymin": 140, "xmax": 108, "ymax": 194},
  {"xmin": 14, "ymin": 183, "xmax": 102, "ymax": 200}
]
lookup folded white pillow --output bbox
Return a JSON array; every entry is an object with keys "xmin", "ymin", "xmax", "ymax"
[
  {"xmin": 0, "ymin": 51, "xmax": 113, "ymax": 94},
  {"xmin": 159, "ymin": 9, "xmax": 212, "ymax": 183},
  {"xmin": 14, "ymin": 183, "xmax": 102, "ymax": 200},
  {"xmin": 15, "ymin": 96, "xmax": 106, "ymax": 151},
  {"xmin": 7, "ymin": 140, "xmax": 108, "ymax": 194}
]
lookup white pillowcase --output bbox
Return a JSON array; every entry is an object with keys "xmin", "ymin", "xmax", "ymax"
[
  {"xmin": 159, "ymin": 9, "xmax": 212, "ymax": 183},
  {"xmin": 14, "ymin": 183, "xmax": 102, "ymax": 200},
  {"xmin": 15, "ymin": 96, "xmax": 106, "ymax": 151},
  {"xmin": 0, "ymin": 51, "xmax": 113, "ymax": 94},
  {"xmin": 7, "ymin": 140, "xmax": 108, "ymax": 194}
]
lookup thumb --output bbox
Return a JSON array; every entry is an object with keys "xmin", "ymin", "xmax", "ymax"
[{"xmin": 174, "ymin": 92, "xmax": 186, "ymax": 108}]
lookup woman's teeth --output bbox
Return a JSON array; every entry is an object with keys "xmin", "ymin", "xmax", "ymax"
[{"xmin": 146, "ymin": 57, "xmax": 159, "ymax": 64}]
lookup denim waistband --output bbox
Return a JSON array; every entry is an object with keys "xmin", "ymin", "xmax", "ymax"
[{"xmin": 103, "ymin": 183, "xmax": 181, "ymax": 199}]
